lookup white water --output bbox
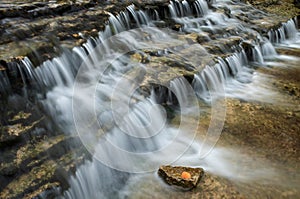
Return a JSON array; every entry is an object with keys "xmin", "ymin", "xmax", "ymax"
[
  {"xmin": 268, "ymin": 18, "xmax": 298, "ymax": 44},
  {"xmin": 54, "ymin": 26, "xmax": 211, "ymax": 197},
  {"xmin": 0, "ymin": 0, "xmax": 299, "ymax": 198},
  {"xmin": 61, "ymin": 2, "xmax": 297, "ymax": 198}
]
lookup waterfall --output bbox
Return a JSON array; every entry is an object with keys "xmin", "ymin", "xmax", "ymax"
[
  {"xmin": 168, "ymin": 0, "xmax": 194, "ymax": 18},
  {"xmin": 0, "ymin": 70, "xmax": 11, "ymax": 95},
  {"xmin": 261, "ymin": 40, "xmax": 277, "ymax": 58},
  {"xmin": 182, "ymin": 0, "xmax": 192, "ymax": 16},
  {"xmin": 168, "ymin": 0, "xmax": 210, "ymax": 23},
  {"xmin": 267, "ymin": 18, "xmax": 298, "ymax": 43},
  {"xmin": 0, "ymin": 4, "xmax": 151, "ymax": 97},
  {"xmin": 252, "ymin": 45, "xmax": 264, "ymax": 63},
  {"xmin": 61, "ymin": 160, "xmax": 129, "ymax": 199},
  {"xmin": 1, "ymin": 0, "xmax": 300, "ymax": 198},
  {"xmin": 0, "ymin": 0, "xmax": 298, "ymax": 98},
  {"xmin": 35, "ymin": 20, "xmax": 204, "ymax": 196},
  {"xmin": 192, "ymin": 48, "xmax": 259, "ymax": 101},
  {"xmin": 194, "ymin": 0, "xmax": 209, "ymax": 17},
  {"xmin": 168, "ymin": 1, "xmax": 178, "ymax": 18},
  {"xmin": 127, "ymin": 4, "xmax": 151, "ymax": 27}
]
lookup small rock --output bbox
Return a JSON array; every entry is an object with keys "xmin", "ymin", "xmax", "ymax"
[
  {"xmin": 158, "ymin": 165, "xmax": 204, "ymax": 190},
  {"xmin": 72, "ymin": 33, "xmax": 80, "ymax": 38},
  {"xmin": 172, "ymin": 24, "xmax": 182, "ymax": 31}
]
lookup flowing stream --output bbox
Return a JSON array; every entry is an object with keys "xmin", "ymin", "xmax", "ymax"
[{"xmin": 1, "ymin": 0, "xmax": 299, "ymax": 198}]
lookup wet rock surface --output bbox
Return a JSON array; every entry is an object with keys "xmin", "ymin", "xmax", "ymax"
[
  {"xmin": 123, "ymin": 172, "xmax": 244, "ymax": 199},
  {"xmin": 0, "ymin": 0, "xmax": 297, "ymax": 96},
  {"xmin": 0, "ymin": 0, "xmax": 297, "ymax": 65},
  {"xmin": 151, "ymin": 48, "xmax": 300, "ymax": 198},
  {"xmin": 158, "ymin": 165, "xmax": 204, "ymax": 189},
  {"xmin": 248, "ymin": 0, "xmax": 300, "ymax": 18},
  {"xmin": 0, "ymin": 0, "xmax": 299, "ymax": 198},
  {"xmin": 0, "ymin": 0, "xmax": 169, "ymax": 64},
  {"xmin": 0, "ymin": 96, "xmax": 90, "ymax": 198}
]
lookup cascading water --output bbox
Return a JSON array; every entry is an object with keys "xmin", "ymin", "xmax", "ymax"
[
  {"xmin": 2, "ymin": 0, "xmax": 293, "ymax": 97},
  {"xmin": 261, "ymin": 39, "xmax": 278, "ymax": 58},
  {"xmin": 268, "ymin": 18, "xmax": 298, "ymax": 44},
  {"xmin": 194, "ymin": 0, "xmax": 209, "ymax": 16},
  {"xmin": 252, "ymin": 45, "xmax": 264, "ymax": 63},
  {"xmin": 192, "ymin": 49, "xmax": 252, "ymax": 101},
  {"xmin": 0, "ymin": 4, "xmax": 152, "ymax": 97},
  {"xmin": 61, "ymin": 26, "xmax": 204, "ymax": 197},
  {"xmin": 1, "ymin": 0, "xmax": 300, "ymax": 198},
  {"xmin": 60, "ymin": 1, "xmax": 297, "ymax": 198},
  {"xmin": 0, "ymin": 70, "xmax": 11, "ymax": 95}
]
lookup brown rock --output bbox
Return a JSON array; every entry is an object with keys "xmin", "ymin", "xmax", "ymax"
[{"xmin": 158, "ymin": 165, "xmax": 204, "ymax": 190}]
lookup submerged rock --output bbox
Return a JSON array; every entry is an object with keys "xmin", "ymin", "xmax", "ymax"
[{"xmin": 158, "ymin": 165, "xmax": 204, "ymax": 190}]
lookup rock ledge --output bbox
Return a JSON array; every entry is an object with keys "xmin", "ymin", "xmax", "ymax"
[{"xmin": 158, "ymin": 165, "xmax": 204, "ymax": 190}]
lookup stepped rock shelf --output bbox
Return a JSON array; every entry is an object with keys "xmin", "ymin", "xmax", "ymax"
[
  {"xmin": 0, "ymin": 0, "xmax": 300, "ymax": 198},
  {"xmin": 0, "ymin": 0, "xmax": 297, "ymax": 63},
  {"xmin": 0, "ymin": 0, "xmax": 298, "ymax": 95}
]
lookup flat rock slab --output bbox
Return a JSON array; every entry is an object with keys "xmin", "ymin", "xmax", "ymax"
[{"xmin": 158, "ymin": 165, "xmax": 204, "ymax": 190}]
